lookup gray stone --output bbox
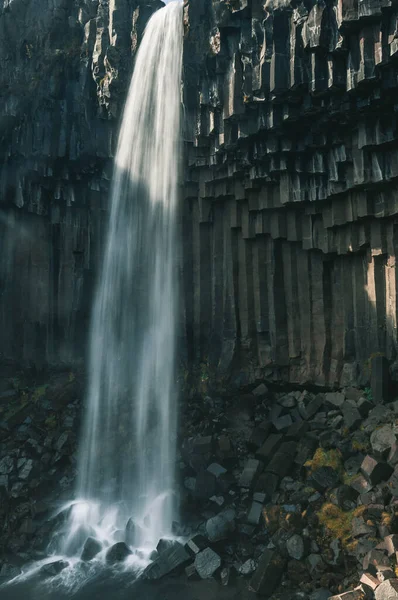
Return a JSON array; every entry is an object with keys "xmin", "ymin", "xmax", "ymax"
[
  {"xmin": 207, "ymin": 463, "xmax": 227, "ymax": 478},
  {"xmin": 361, "ymin": 456, "xmax": 394, "ymax": 485},
  {"xmin": 143, "ymin": 542, "xmax": 190, "ymax": 580},
  {"xmin": 194, "ymin": 548, "xmax": 221, "ymax": 579},
  {"xmin": 185, "ymin": 535, "xmax": 208, "ymax": 556},
  {"xmin": 39, "ymin": 560, "xmax": 69, "ymax": 578},
  {"xmin": 371, "ymin": 426, "xmax": 396, "ymax": 456},
  {"xmin": 325, "ymin": 392, "xmax": 345, "ymax": 408},
  {"xmin": 342, "ymin": 403, "xmax": 362, "ymax": 430},
  {"xmin": 238, "ymin": 458, "xmax": 262, "ymax": 488},
  {"xmin": 309, "ymin": 590, "xmax": 331, "ymax": 600},
  {"xmin": 375, "ymin": 579, "xmax": 398, "ymax": 600},
  {"xmin": 239, "ymin": 559, "xmax": 257, "ymax": 576},
  {"xmin": 247, "ymin": 501, "xmax": 263, "ymax": 525},
  {"xmin": 205, "ymin": 509, "xmax": 236, "ymax": 542},
  {"xmin": 249, "ymin": 549, "xmax": 285, "ymax": 595},
  {"xmin": 253, "ymin": 383, "xmax": 268, "ymax": 397},
  {"xmin": 286, "ymin": 534, "xmax": 305, "ymax": 560}
]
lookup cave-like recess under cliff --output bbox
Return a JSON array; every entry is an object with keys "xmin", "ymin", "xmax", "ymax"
[{"xmin": 1, "ymin": 0, "xmax": 398, "ymax": 389}]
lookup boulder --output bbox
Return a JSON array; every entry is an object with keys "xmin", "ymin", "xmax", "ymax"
[
  {"xmin": 39, "ymin": 560, "xmax": 69, "ymax": 578},
  {"xmin": 185, "ymin": 535, "xmax": 208, "ymax": 556},
  {"xmin": 370, "ymin": 426, "xmax": 395, "ymax": 456},
  {"xmin": 361, "ymin": 456, "xmax": 393, "ymax": 486},
  {"xmin": 205, "ymin": 509, "xmax": 236, "ymax": 542},
  {"xmin": 81, "ymin": 537, "xmax": 102, "ymax": 561},
  {"xmin": 286, "ymin": 534, "xmax": 306, "ymax": 561},
  {"xmin": 194, "ymin": 547, "xmax": 221, "ymax": 579},
  {"xmin": 143, "ymin": 542, "xmax": 190, "ymax": 580},
  {"xmin": 105, "ymin": 542, "xmax": 131, "ymax": 564}
]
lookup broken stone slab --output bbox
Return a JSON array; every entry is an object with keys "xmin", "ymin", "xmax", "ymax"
[
  {"xmin": 249, "ymin": 549, "xmax": 285, "ymax": 596},
  {"xmin": 194, "ymin": 547, "xmax": 221, "ymax": 579},
  {"xmin": 384, "ymin": 535, "xmax": 398, "ymax": 556},
  {"xmin": 143, "ymin": 542, "xmax": 190, "ymax": 580},
  {"xmin": 377, "ymin": 567, "xmax": 395, "ymax": 582},
  {"xmin": 265, "ymin": 452, "xmax": 294, "ymax": 479},
  {"xmin": 375, "ymin": 579, "xmax": 398, "ymax": 600},
  {"xmin": 363, "ymin": 548, "xmax": 390, "ymax": 575},
  {"xmin": 361, "ymin": 456, "xmax": 394, "ymax": 486},
  {"xmin": 286, "ymin": 421, "xmax": 309, "ymax": 440},
  {"xmin": 248, "ymin": 424, "xmax": 271, "ymax": 450},
  {"xmin": 205, "ymin": 509, "xmax": 236, "ymax": 542},
  {"xmin": 272, "ymin": 414, "xmax": 293, "ymax": 432},
  {"xmin": 351, "ymin": 516, "xmax": 377, "ymax": 538},
  {"xmin": 105, "ymin": 542, "xmax": 132, "ymax": 564},
  {"xmin": 306, "ymin": 395, "xmax": 325, "ymax": 419},
  {"xmin": 238, "ymin": 458, "xmax": 263, "ymax": 488},
  {"xmin": 81, "ymin": 537, "xmax": 102, "ymax": 561},
  {"xmin": 185, "ymin": 563, "xmax": 199, "ymax": 580},
  {"xmin": 350, "ymin": 473, "xmax": 374, "ymax": 495}
]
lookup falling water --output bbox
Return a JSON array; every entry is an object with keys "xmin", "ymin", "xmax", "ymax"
[{"xmin": 64, "ymin": 1, "xmax": 183, "ymax": 556}]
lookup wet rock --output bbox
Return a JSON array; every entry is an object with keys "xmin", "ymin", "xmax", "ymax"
[
  {"xmin": 286, "ymin": 534, "xmax": 305, "ymax": 561},
  {"xmin": 194, "ymin": 547, "xmax": 221, "ymax": 579},
  {"xmin": 39, "ymin": 560, "xmax": 69, "ymax": 578},
  {"xmin": 375, "ymin": 579, "xmax": 398, "ymax": 600},
  {"xmin": 361, "ymin": 456, "xmax": 393, "ymax": 486},
  {"xmin": 325, "ymin": 392, "xmax": 345, "ymax": 408},
  {"xmin": 205, "ymin": 509, "xmax": 235, "ymax": 542},
  {"xmin": 384, "ymin": 535, "xmax": 398, "ymax": 556},
  {"xmin": 256, "ymin": 434, "xmax": 283, "ymax": 462},
  {"xmin": 253, "ymin": 383, "xmax": 268, "ymax": 397},
  {"xmin": 0, "ymin": 564, "xmax": 21, "ymax": 579},
  {"xmin": 81, "ymin": 537, "xmax": 102, "ymax": 561},
  {"xmin": 249, "ymin": 549, "xmax": 285, "ymax": 596},
  {"xmin": 220, "ymin": 566, "xmax": 231, "ymax": 586},
  {"xmin": 143, "ymin": 542, "xmax": 190, "ymax": 580},
  {"xmin": 185, "ymin": 562, "xmax": 199, "ymax": 580},
  {"xmin": 105, "ymin": 542, "xmax": 132, "ymax": 564},
  {"xmin": 18, "ymin": 459, "xmax": 34, "ymax": 480},
  {"xmin": 156, "ymin": 539, "xmax": 177, "ymax": 554},
  {"xmin": 329, "ymin": 485, "xmax": 359, "ymax": 510}
]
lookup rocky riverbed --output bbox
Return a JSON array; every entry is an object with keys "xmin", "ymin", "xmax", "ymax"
[{"xmin": 2, "ymin": 361, "xmax": 398, "ymax": 600}]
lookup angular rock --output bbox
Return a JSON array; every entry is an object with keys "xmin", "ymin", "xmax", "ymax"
[
  {"xmin": 360, "ymin": 572, "xmax": 380, "ymax": 590},
  {"xmin": 205, "ymin": 509, "xmax": 235, "ymax": 542},
  {"xmin": 194, "ymin": 547, "xmax": 221, "ymax": 579},
  {"xmin": 81, "ymin": 537, "xmax": 102, "ymax": 561},
  {"xmin": 253, "ymin": 383, "xmax": 268, "ymax": 397},
  {"xmin": 247, "ymin": 501, "xmax": 263, "ymax": 525},
  {"xmin": 143, "ymin": 542, "xmax": 190, "ymax": 580},
  {"xmin": 256, "ymin": 434, "xmax": 283, "ymax": 462},
  {"xmin": 207, "ymin": 463, "xmax": 227, "ymax": 478},
  {"xmin": 272, "ymin": 414, "xmax": 293, "ymax": 432},
  {"xmin": 350, "ymin": 473, "xmax": 374, "ymax": 495},
  {"xmin": 342, "ymin": 403, "xmax": 362, "ymax": 430},
  {"xmin": 249, "ymin": 424, "xmax": 271, "ymax": 450},
  {"xmin": 239, "ymin": 559, "xmax": 257, "ymax": 576},
  {"xmin": 194, "ymin": 470, "xmax": 216, "ymax": 499},
  {"xmin": 384, "ymin": 535, "xmax": 398, "ymax": 557},
  {"xmin": 361, "ymin": 456, "xmax": 394, "ymax": 486},
  {"xmin": 371, "ymin": 355, "xmax": 391, "ymax": 405},
  {"xmin": 308, "ymin": 466, "xmax": 340, "ymax": 491},
  {"xmin": 370, "ymin": 426, "xmax": 395, "ymax": 456},
  {"xmin": 249, "ymin": 549, "xmax": 285, "ymax": 596},
  {"xmin": 325, "ymin": 392, "xmax": 345, "ymax": 408}
]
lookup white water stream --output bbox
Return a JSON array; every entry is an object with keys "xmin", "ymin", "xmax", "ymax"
[{"xmin": 63, "ymin": 0, "xmax": 183, "ymax": 557}]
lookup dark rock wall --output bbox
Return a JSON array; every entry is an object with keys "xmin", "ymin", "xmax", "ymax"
[
  {"xmin": 182, "ymin": 0, "xmax": 398, "ymax": 388},
  {"xmin": 0, "ymin": 0, "xmax": 161, "ymax": 366}
]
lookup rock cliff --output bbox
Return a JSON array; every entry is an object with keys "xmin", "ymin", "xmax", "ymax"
[
  {"xmin": 183, "ymin": 0, "xmax": 398, "ymax": 388},
  {"xmin": 0, "ymin": 0, "xmax": 161, "ymax": 366}
]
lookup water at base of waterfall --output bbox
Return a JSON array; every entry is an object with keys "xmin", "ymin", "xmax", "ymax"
[{"xmin": 1, "ymin": 1, "xmax": 183, "ymax": 594}]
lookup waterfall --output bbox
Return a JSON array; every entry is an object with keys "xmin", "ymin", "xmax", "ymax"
[{"xmin": 64, "ymin": 0, "xmax": 183, "ymax": 555}]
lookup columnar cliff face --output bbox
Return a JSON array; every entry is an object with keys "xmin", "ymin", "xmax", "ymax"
[
  {"xmin": 183, "ymin": 0, "xmax": 398, "ymax": 388},
  {"xmin": 0, "ymin": 0, "xmax": 162, "ymax": 366}
]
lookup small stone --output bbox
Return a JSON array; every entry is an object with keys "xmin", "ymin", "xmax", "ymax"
[
  {"xmin": 286, "ymin": 534, "xmax": 305, "ymax": 560},
  {"xmin": 81, "ymin": 537, "xmax": 102, "ymax": 561},
  {"xmin": 105, "ymin": 542, "xmax": 131, "ymax": 564},
  {"xmin": 375, "ymin": 579, "xmax": 398, "ymax": 600},
  {"xmin": 194, "ymin": 548, "xmax": 221, "ymax": 579},
  {"xmin": 278, "ymin": 395, "xmax": 296, "ymax": 408},
  {"xmin": 193, "ymin": 436, "xmax": 213, "ymax": 454},
  {"xmin": 377, "ymin": 567, "xmax": 395, "ymax": 582},
  {"xmin": 220, "ymin": 566, "xmax": 231, "ymax": 586},
  {"xmin": 249, "ymin": 425, "xmax": 270, "ymax": 450},
  {"xmin": 18, "ymin": 459, "xmax": 33, "ymax": 480},
  {"xmin": 143, "ymin": 542, "xmax": 190, "ymax": 580},
  {"xmin": 185, "ymin": 563, "xmax": 199, "ymax": 580},
  {"xmin": 309, "ymin": 589, "xmax": 331, "ymax": 600},
  {"xmin": 350, "ymin": 473, "xmax": 374, "ymax": 494},
  {"xmin": 357, "ymin": 398, "xmax": 373, "ymax": 417}
]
